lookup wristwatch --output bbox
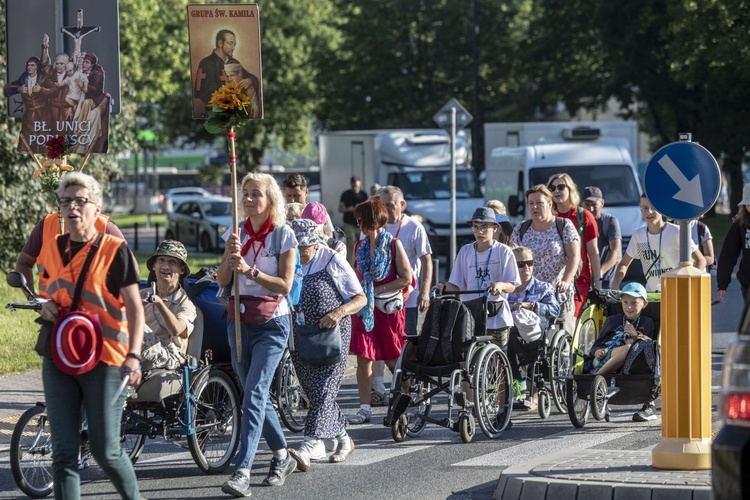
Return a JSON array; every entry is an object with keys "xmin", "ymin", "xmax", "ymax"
[
  {"xmin": 252, "ymin": 268, "xmax": 260, "ymax": 279},
  {"xmin": 126, "ymin": 352, "xmax": 143, "ymax": 362}
]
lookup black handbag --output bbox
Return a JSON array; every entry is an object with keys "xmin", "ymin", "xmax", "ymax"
[{"xmin": 294, "ymin": 322, "xmax": 342, "ymax": 366}]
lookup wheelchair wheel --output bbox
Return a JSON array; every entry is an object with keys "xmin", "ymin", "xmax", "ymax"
[
  {"xmin": 472, "ymin": 344, "xmax": 513, "ymax": 439},
  {"xmin": 549, "ymin": 331, "xmax": 572, "ymax": 414},
  {"xmin": 275, "ymin": 349, "xmax": 308, "ymax": 433},
  {"xmin": 406, "ymin": 381, "xmax": 432, "ymax": 437},
  {"xmin": 590, "ymin": 375, "xmax": 609, "ymax": 421},
  {"xmin": 538, "ymin": 390, "xmax": 551, "ymax": 420},
  {"xmin": 120, "ymin": 408, "xmax": 147, "ymax": 464},
  {"xmin": 458, "ymin": 413, "xmax": 475, "ymax": 443},
  {"xmin": 391, "ymin": 414, "xmax": 408, "ymax": 443},
  {"xmin": 10, "ymin": 404, "xmax": 53, "ymax": 498},
  {"xmin": 566, "ymin": 378, "xmax": 589, "ymax": 428},
  {"xmin": 187, "ymin": 368, "xmax": 241, "ymax": 474}
]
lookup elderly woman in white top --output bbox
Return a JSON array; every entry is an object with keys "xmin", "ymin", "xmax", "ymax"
[
  {"xmin": 216, "ymin": 172, "xmax": 297, "ymax": 497},
  {"xmin": 286, "ymin": 219, "xmax": 366, "ymax": 471}
]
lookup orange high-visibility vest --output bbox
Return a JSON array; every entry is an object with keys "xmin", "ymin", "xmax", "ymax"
[
  {"xmin": 37, "ymin": 213, "xmax": 109, "ymax": 295},
  {"xmin": 38, "ymin": 234, "xmax": 130, "ymax": 367}
]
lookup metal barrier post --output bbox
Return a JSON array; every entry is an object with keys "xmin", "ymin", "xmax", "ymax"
[
  {"xmin": 432, "ymin": 257, "xmax": 439, "ymax": 285},
  {"xmin": 154, "ymin": 223, "xmax": 159, "ymax": 250},
  {"xmin": 652, "ymin": 264, "xmax": 712, "ymax": 469},
  {"xmin": 133, "ymin": 222, "xmax": 139, "ymax": 251}
]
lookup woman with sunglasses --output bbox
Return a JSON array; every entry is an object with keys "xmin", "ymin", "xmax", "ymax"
[
  {"xmin": 507, "ymin": 246, "xmax": 560, "ymax": 409},
  {"xmin": 510, "ymin": 185, "xmax": 580, "ymax": 334},
  {"xmin": 547, "ymin": 173, "xmax": 602, "ymax": 317}
]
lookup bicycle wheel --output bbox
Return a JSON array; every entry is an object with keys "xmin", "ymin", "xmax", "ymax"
[
  {"xmin": 120, "ymin": 407, "xmax": 147, "ymax": 464},
  {"xmin": 10, "ymin": 404, "xmax": 53, "ymax": 498},
  {"xmin": 275, "ymin": 349, "xmax": 308, "ymax": 433},
  {"xmin": 549, "ymin": 331, "xmax": 572, "ymax": 414},
  {"xmin": 187, "ymin": 368, "xmax": 241, "ymax": 474},
  {"xmin": 473, "ymin": 343, "xmax": 512, "ymax": 439}
]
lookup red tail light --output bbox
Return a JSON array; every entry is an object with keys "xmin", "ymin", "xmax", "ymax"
[{"xmin": 725, "ymin": 393, "xmax": 750, "ymax": 422}]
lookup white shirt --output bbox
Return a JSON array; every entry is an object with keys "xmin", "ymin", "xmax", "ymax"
[
  {"xmin": 222, "ymin": 224, "xmax": 298, "ymax": 318},
  {"xmin": 625, "ymin": 222, "xmax": 697, "ymax": 292},
  {"xmin": 383, "ymin": 215, "xmax": 432, "ymax": 308},
  {"xmin": 299, "ymin": 245, "xmax": 363, "ymax": 300},
  {"xmin": 448, "ymin": 240, "xmax": 520, "ymax": 329}
]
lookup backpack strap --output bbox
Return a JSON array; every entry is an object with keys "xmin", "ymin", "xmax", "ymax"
[
  {"xmin": 519, "ymin": 219, "xmax": 533, "ymax": 241},
  {"xmin": 575, "ymin": 206, "xmax": 585, "ymax": 235},
  {"xmin": 697, "ymin": 221, "xmax": 707, "ymax": 244},
  {"xmin": 555, "ymin": 217, "xmax": 566, "ymax": 243}
]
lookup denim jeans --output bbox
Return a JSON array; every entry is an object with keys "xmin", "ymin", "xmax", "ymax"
[
  {"xmin": 228, "ymin": 315, "xmax": 290, "ymax": 469},
  {"xmin": 42, "ymin": 358, "xmax": 140, "ymax": 500},
  {"xmin": 405, "ymin": 307, "xmax": 419, "ymax": 337}
]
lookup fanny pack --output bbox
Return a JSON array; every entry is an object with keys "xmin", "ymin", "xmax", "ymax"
[
  {"xmin": 228, "ymin": 295, "xmax": 283, "ymax": 324},
  {"xmin": 374, "ymin": 290, "xmax": 404, "ymax": 314}
]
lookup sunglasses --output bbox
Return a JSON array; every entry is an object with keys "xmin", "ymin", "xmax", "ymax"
[
  {"xmin": 550, "ymin": 184, "xmax": 568, "ymax": 192},
  {"xmin": 516, "ymin": 260, "xmax": 534, "ymax": 268}
]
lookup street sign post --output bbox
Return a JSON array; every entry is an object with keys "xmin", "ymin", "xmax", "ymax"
[{"xmin": 433, "ymin": 98, "xmax": 472, "ymax": 263}]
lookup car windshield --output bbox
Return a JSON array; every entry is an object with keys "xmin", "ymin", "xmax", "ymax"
[
  {"xmin": 201, "ymin": 201, "xmax": 232, "ymax": 217},
  {"xmin": 389, "ymin": 170, "xmax": 482, "ymax": 200},
  {"xmin": 529, "ymin": 165, "xmax": 641, "ymax": 207}
]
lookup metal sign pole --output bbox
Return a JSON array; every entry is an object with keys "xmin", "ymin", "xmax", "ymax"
[{"xmin": 450, "ymin": 107, "xmax": 457, "ymax": 263}]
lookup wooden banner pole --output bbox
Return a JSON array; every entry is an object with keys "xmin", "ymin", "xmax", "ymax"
[{"xmin": 228, "ymin": 127, "xmax": 242, "ymax": 362}]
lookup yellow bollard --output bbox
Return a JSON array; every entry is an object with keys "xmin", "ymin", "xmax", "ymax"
[{"xmin": 652, "ymin": 263, "xmax": 712, "ymax": 469}]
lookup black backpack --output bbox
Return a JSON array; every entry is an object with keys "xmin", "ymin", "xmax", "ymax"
[{"xmin": 417, "ymin": 297, "xmax": 475, "ymax": 366}]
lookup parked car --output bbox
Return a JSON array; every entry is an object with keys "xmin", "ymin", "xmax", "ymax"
[
  {"xmin": 162, "ymin": 187, "xmax": 214, "ymax": 213},
  {"xmin": 165, "ymin": 197, "xmax": 233, "ymax": 252},
  {"xmin": 712, "ymin": 305, "xmax": 750, "ymax": 500}
]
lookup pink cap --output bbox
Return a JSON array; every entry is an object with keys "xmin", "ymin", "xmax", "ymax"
[{"xmin": 301, "ymin": 202, "xmax": 328, "ymax": 225}]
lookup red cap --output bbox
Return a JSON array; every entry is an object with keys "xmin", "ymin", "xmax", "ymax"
[
  {"xmin": 301, "ymin": 202, "xmax": 328, "ymax": 225},
  {"xmin": 51, "ymin": 311, "xmax": 102, "ymax": 375}
]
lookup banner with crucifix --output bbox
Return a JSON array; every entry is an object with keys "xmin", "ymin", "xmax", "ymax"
[
  {"xmin": 3, "ymin": 0, "xmax": 120, "ymax": 154},
  {"xmin": 188, "ymin": 3, "xmax": 263, "ymax": 120}
]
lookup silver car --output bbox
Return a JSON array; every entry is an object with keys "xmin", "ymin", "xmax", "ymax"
[{"xmin": 165, "ymin": 197, "xmax": 233, "ymax": 252}]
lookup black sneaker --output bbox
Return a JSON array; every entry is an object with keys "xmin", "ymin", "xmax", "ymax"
[
  {"xmin": 221, "ymin": 469, "xmax": 252, "ymax": 497},
  {"xmin": 262, "ymin": 453, "xmax": 297, "ymax": 487},
  {"xmin": 633, "ymin": 402, "xmax": 658, "ymax": 422}
]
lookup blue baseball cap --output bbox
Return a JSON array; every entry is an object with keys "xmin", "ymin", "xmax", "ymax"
[
  {"xmin": 618, "ymin": 282, "xmax": 648, "ymax": 301},
  {"xmin": 495, "ymin": 214, "xmax": 510, "ymax": 224}
]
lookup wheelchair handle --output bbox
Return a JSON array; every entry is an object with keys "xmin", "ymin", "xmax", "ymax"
[{"xmin": 440, "ymin": 288, "xmax": 492, "ymax": 296}]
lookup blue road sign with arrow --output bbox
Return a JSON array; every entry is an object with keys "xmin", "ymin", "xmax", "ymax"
[{"xmin": 643, "ymin": 141, "xmax": 721, "ymax": 220}]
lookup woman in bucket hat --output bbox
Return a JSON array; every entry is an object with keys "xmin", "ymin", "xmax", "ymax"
[
  {"xmin": 140, "ymin": 240, "xmax": 197, "ymax": 370},
  {"xmin": 718, "ymin": 183, "xmax": 750, "ymax": 303},
  {"xmin": 37, "ymin": 172, "xmax": 144, "ymax": 499}
]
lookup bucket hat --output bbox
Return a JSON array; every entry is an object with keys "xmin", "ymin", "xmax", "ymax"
[
  {"xmin": 290, "ymin": 218, "xmax": 322, "ymax": 246},
  {"xmin": 147, "ymin": 240, "xmax": 190, "ymax": 278},
  {"xmin": 513, "ymin": 308, "xmax": 542, "ymax": 343},
  {"xmin": 52, "ymin": 311, "xmax": 103, "ymax": 375},
  {"xmin": 466, "ymin": 207, "xmax": 499, "ymax": 226},
  {"xmin": 740, "ymin": 183, "xmax": 750, "ymax": 206},
  {"xmin": 618, "ymin": 282, "xmax": 648, "ymax": 301}
]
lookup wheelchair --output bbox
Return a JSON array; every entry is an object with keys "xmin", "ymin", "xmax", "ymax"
[
  {"xmin": 508, "ymin": 315, "xmax": 573, "ymax": 419},
  {"xmin": 565, "ymin": 287, "xmax": 661, "ymax": 427},
  {"xmin": 383, "ymin": 290, "xmax": 514, "ymax": 443}
]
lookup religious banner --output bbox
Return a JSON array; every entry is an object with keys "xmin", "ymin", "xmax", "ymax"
[
  {"xmin": 3, "ymin": 0, "xmax": 120, "ymax": 154},
  {"xmin": 187, "ymin": 3, "xmax": 263, "ymax": 120}
]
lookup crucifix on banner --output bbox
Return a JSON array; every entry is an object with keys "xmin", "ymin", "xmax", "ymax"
[{"xmin": 61, "ymin": 9, "xmax": 101, "ymax": 71}]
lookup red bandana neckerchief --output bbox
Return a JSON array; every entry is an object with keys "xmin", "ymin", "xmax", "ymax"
[{"xmin": 241, "ymin": 217, "xmax": 275, "ymax": 261}]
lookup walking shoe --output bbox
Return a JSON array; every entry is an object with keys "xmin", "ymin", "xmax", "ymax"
[
  {"xmin": 633, "ymin": 402, "xmax": 658, "ymax": 422},
  {"xmin": 262, "ymin": 453, "xmax": 297, "ymax": 487},
  {"xmin": 221, "ymin": 469, "xmax": 252, "ymax": 497},
  {"xmin": 370, "ymin": 390, "xmax": 387, "ymax": 406},
  {"xmin": 330, "ymin": 435, "xmax": 355, "ymax": 463},
  {"xmin": 288, "ymin": 439, "xmax": 327, "ymax": 472},
  {"xmin": 322, "ymin": 437, "xmax": 338, "ymax": 452},
  {"xmin": 346, "ymin": 408, "xmax": 371, "ymax": 425},
  {"xmin": 78, "ymin": 444, "xmax": 90, "ymax": 470}
]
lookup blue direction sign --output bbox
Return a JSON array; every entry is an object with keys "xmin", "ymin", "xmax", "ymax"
[{"xmin": 643, "ymin": 141, "xmax": 721, "ymax": 220}]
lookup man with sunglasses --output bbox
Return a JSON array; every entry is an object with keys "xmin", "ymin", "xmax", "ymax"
[{"xmin": 507, "ymin": 246, "xmax": 560, "ymax": 410}]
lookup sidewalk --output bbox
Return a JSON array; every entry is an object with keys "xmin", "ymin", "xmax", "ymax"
[{"xmin": 0, "ymin": 369, "xmax": 44, "ymax": 453}]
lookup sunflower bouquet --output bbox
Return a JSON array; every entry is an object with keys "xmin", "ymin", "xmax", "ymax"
[{"xmin": 204, "ymin": 81, "xmax": 253, "ymax": 134}]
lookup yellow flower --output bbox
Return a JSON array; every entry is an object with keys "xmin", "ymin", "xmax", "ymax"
[
  {"xmin": 33, "ymin": 166, "xmax": 46, "ymax": 178},
  {"xmin": 60, "ymin": 164, "xmax": 74, "ymax": 172},
  {"xmin": 208, "ymin": 81, "xmax": 251, "ymax": 111}
]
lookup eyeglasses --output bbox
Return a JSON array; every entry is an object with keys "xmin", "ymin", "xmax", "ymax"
[
  {"xmin": 58, "ymin": 196, "xmax": 92, "ymax": 208},
  {"xmin": 471, "ymin": 224, "xmax": 494, "ymax": 233},
  {"xmin": 516, "ymin": 260, "xmax": 534, "ymax": 268},
  {"xmin": 550, "ymin": 184, "xmax": 568, "ymax": 192}
]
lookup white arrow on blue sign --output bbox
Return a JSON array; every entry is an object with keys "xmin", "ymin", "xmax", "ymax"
[{"xmin": 644, "ymin": 141, "xmax": 721, "ymax": 220}]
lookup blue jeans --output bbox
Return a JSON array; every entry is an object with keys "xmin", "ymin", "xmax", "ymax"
[
  {"xmin": 405, "ymin": 307, "xmax": 418, "ymax": 337},
  {"xmin": 42, "ymin": 358, "xmax": 140, "ymax": 500},
  {"xmin": 228, "ymin": 315, "xmax": 290, "ymax": 469}
]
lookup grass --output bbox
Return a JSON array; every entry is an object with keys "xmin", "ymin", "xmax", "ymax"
[
  {"xmin": 109, "ymin": 213, "xmax": 167, "ymax": 228},
  {"xmin": 702, "ymin": 212, "xmax": 733, "ymax": 249},
  {"xmin": 0, "ymin": 253, "xmax": 223, "ymax": 377}
]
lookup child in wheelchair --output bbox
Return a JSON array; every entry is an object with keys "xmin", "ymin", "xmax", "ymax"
[
  {"xmin": 585, "ymin": 282, "xmax": 655, "ymax": 376},
  {"xmin": 507, "ymin": 246, "xmax": 561, "ymax": 410}
]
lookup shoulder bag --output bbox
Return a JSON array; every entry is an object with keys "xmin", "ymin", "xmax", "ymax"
[{"xmin": 294, "ymin": 322, "xmax": 342, "ymax": 366}]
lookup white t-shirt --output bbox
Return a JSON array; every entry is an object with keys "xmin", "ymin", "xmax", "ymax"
[
  {"xmin": 383, "ymin": 215, "xmax": 432, "ymax": 308},
  {"xmin": 299, "ymin": 245, "xmax": 363, "ymax": 300},
  {"xmin": 447, "ymin": 240, "xmax": 520, "ymax": 329},
  {"xmin": 689, "ymin": 220, "xmax": 713, "ymax": 246},
  {"xmin": 625, "ymin": 222, "xmax": 697, "ymax": 292},
  {"xmin": 222, "ymin": 224, "xmax": 298, "ymax": 318}
]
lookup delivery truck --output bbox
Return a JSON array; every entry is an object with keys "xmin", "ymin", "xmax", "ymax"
[
  {"xmin": 483, "ymin": 121, "xmax": 644, "ymax": 247},
  {"xmin": 319, "ymin": 129, "xmax": 484, "ymax": 259}
]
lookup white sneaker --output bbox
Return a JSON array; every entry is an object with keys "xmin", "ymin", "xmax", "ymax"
[
  {"xmin": 322, "ymin": 438, "xmax": 338, "ymax": 453},
  {"xmin": 304, "ymin": 439, "xmax": 327, "ymax": 461}
]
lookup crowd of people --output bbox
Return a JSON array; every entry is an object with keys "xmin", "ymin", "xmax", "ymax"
[{"xmin": 17, "ymin": 169, "xmax": 727, "ymax": 498}]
